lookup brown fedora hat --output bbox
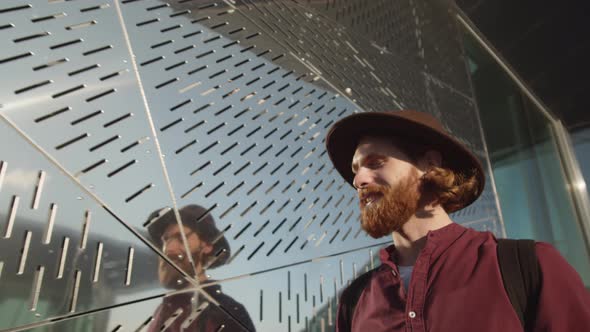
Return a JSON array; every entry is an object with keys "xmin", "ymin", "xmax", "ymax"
[{"xmin": 325, "ymin": 110, "xmax": 485, "ymax": 211}]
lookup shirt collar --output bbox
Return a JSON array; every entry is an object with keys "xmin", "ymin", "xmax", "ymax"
[{"xmin": 379, "ymin": 222, "xmax": 467, "ymax": 268}]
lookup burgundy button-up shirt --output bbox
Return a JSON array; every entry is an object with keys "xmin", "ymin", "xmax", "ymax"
[{"xmin": 337, "ymin": 223, "xmax": 590, "ymax": 331}]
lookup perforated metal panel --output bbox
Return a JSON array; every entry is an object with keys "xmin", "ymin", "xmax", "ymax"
[{"xmin": 0, "ymin": 1, "xmax": 502, "ymax": 331}]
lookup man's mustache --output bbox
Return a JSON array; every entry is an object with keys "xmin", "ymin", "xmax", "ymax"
[{"xmin": 358, "ymin": 184, "xmax": 389, "ymax": 198}]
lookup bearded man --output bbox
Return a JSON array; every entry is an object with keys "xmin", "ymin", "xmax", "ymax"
[
  {"xmin": 325, "ymin": 110, "xmax": 590, "ymax": 331},
  {"xmin": 146, "ymin": 205, "xmax": 255, "ymax": 331}
]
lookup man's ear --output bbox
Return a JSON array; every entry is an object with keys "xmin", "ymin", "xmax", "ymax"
[{"xmin": 419, "ymin": 150, "xmax": 442, "ymax": 171}]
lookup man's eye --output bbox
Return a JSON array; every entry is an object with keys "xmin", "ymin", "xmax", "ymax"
[{"xmin": 367, "ymin": 160, "xmax": 384, "ymax": 168}]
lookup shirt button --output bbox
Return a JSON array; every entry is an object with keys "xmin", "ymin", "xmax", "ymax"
[{"xmin": 408, "ymin": 311, "xmax": 416, "ymax": 319}]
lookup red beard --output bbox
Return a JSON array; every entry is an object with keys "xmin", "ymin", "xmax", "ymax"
[
  {"xmin": 158, "ymin": 250, "xmax": 206, "ymax": 289},
  {"xmin": 359, "ymin": 169, "xmax": 421, "ymax": 238},
  {"xmin": 158, "ymin": 256, "xmax": 192, "ymax": 289}
]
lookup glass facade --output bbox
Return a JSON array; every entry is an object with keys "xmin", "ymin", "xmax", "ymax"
[{"xmin": 462, "ymin": 28, "xmax": 590, "ymax": 286}]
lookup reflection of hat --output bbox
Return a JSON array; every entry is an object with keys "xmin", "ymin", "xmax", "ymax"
[
  {"xmin": 325, "ymin": 110, "xmax": 485, "ymax": 212},
  {"xmin": 147, "ymin": 205, "xmax": 230, "ymax": 269}
]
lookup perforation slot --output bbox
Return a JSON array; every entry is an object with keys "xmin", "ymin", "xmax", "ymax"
[
  {"xmin": 92, "ymin": 242, "xmax": 103, "ymax": 283},
  {"xmin": 5, "ymin": 196, "xmax": 19, "ymax": 238},
  {"xmin": 125, "ymin": 247, "xmax": 134, "ymax": 286},
  {"xmin": 43, "ymin": 203, "xmax": 58, "ymax": 244},
  {"xmin": 30, "ymin": 266, "xmax": 45, "ymax": 311},
  {"xmin": 17, "ymin": 231, "xmax": 32, "ymax": 275},
  {"xmin": 0, "ymin": 161, "xmax": 7, "ymax": 195},
  {"xmin": 56, "ymin": 237, "xmax": 69, "ymax": 279}
]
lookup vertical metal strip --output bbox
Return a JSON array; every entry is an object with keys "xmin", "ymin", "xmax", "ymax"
[
  {"xmin": 5, "ymin": 195, "xmax": 19, "ymax": 238},
  {"xmin": 125, "ymin": 247, "xmax": 134, "ymax": 286},
  {"xmin": 93, "ymin": 242, "xmax": 104, "ymax": 283},
  {"xmin": 57, "ymin": 237, "xmax": 69, "ymax": 279},
  {"xmin": 0, "ymin": 161, "xmax": 6, "ymax": 193},
  {"xmin": 32, "ymin": 171, "xmax": 46, "ymax": 210},
  {"xmin": 43, "ymin": 203, "xmax": 58, "ymax": 244},
  {"xmin": 70, "ymin": 270, "xmax": 81, "ymax": 313},
  {"xmin": 551, "ymin": 122, "xmax": 590, "ymax": 255},
  {"xmin": 18, "ymin": 231, "xmax": 32, "ymax": 275},
  {"xmin": 80, "ymin": 210, "xmax": 91, "ymax": 249},
  {"xmin": 30, "ymin": 266, "xmax": 45, "ymax": 311}
]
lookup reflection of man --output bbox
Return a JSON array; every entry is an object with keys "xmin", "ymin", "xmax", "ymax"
[
  {"xmin": 325, "ymin": 110, "xmax": 590, "ymax": 331},
  {"xmin": 147, "ymin": 205, "xmax": 255, "ymax": 331}
]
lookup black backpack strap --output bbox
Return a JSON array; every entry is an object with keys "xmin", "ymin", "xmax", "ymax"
[
  {"xmin": 497, "ymin": 239, "xmax": 541, "ymax": 331},
  {"xmin": 337, "ymin": 268, "xmax": 378, "ymax": 332}
]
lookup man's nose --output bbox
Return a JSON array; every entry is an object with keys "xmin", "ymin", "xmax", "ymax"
[
  {"xmin": 163, "ymin": 239, "xmax": 185, "ymax": 257},
  {"xmin": 353, "ymin": 168, "xmax": 373, "ymax": 189}
]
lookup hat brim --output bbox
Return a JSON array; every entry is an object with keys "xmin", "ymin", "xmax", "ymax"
[{"xmin": 325, "ymin": 112, "xmax": 485, "ymax": 212}]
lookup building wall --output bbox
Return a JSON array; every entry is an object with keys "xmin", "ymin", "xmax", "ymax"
[{"xmin": 0, "ymin": 0, "xmax": 501, "ymax": 331}]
